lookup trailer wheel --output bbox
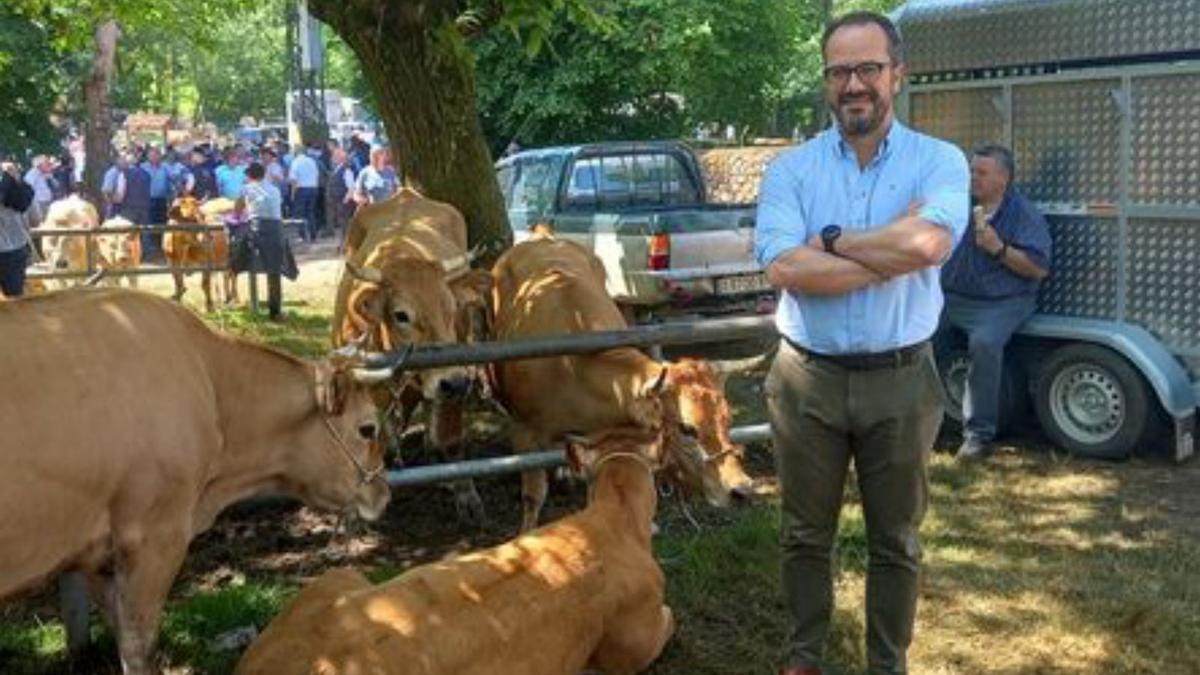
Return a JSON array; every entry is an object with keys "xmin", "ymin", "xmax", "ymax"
[
  {"xmin": 1033, "ymin": 344, "xmax": 1150, "ymax": 459},
  {"xmin": 936, "ymin": 345, "xmax": 1022, "ymax": 432}
]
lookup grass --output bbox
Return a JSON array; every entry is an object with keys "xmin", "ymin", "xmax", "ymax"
[{"xmin": 3, "ymin": 288, "xmax": 1199, "ymax": 673}]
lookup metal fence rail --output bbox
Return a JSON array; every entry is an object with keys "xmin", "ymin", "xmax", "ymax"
[{"xmin": 380, "ymin": 315, "xmax": 779, "ymax": 487}]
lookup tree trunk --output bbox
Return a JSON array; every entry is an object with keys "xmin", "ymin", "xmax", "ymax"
[
  {"xmin": 307, "ymin": 1, "xmax": 511, "ymax": 257},
  {"xmin": 82, "ymin": 19, "xmax": 121, "ymax": 210}
]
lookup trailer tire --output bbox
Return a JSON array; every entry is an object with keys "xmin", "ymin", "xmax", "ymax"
[
  {"xmin": 936, "ymin": 345, "xmax": 1022, "ymax": 433},
  {"xmin": 1033, "ymin": 344, "xmax": 1150, "ymax": 460}
]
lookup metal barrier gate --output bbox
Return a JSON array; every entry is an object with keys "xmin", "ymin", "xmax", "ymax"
[{"xmin": 378, "ymin": 315, "xmax": 779, "ymax": 487}]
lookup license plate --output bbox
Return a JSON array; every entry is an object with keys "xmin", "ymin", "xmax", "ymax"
[{"xmin": 715, "ymin": 272, "xmax": 770, "ymax": 295}]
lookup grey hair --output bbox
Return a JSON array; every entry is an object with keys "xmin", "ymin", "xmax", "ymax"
[{"xmin": 973, "ymin": 144, "xmax": 1015, "ymax": 180}]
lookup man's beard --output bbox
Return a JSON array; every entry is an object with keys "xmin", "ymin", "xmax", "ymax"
[{"xmin": 831, "ymin": 92, "xmax": 888, "ymax": 137}]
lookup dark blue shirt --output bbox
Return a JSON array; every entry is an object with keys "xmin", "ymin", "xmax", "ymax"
[{"xmin": 941, "ymin": 187, "xmax": 1051, "ymax": 299}]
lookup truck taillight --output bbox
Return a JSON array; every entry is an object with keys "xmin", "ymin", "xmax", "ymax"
[{"xmin": 648, "ymin": 233, "xmax": 670, "ymax": 271}]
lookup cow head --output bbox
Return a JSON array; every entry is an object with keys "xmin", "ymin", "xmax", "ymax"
[
  {"xmin": 297, "ymin": 359, "xmax": 391, "ymax": 521},
  {"xmin": 656, "ymin": 359, "xmax": 756, "ymax": 506},
  {"xmin": 344, "ymin": 257, "xmax": 492, "ymax": 401},
  {"xmin": 97, "ymin": 217, "xmax": 142, "ymax": 269},
  {"xmin": 168, "ymin": 196, "xmax": 203, "ymax": 224}
]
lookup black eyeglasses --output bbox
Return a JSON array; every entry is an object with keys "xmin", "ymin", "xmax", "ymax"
[{"xmin": 823, "ymin": 61, "xmax": 892, "ymax": 86}]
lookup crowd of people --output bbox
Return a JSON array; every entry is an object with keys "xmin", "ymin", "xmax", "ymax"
[
  {"xmin": 0, "ymin": 132, "xmax": 401, "ymax": 303},
  {"xmin": 99, "ymin": 134, "xmax": 399, "ymax": 259}
]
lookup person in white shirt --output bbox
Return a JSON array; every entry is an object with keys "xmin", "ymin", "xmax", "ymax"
[
  {"xmin": 23, "ymin": 156, "xmax": 54, "ymax": 222},
  {"xmin": 354, "ymin": 146, "xmax": 398, "ymax": 206},
  {"xmin": 287, "ymin": 144, "xmax": 320, "ymax": 242},
  {"xmin": 101, "ymin": 154, "xmax": 130, "ymax": 218},
  {"xmin": 235, "ymin": 162, "xmax": 288, "ymax": 321}
]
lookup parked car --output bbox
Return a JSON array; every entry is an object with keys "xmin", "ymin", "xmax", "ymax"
[{"xmin": 495, "ymin": 141, "xmax": 776, "ymax": 320}]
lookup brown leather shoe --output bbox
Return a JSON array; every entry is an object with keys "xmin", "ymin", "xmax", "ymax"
[{"xmin": 779, "ymin": 666, "xmax": 822, "ymax": 675}]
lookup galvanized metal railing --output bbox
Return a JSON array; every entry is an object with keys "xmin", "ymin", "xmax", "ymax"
[{"xmin": 379, "ymin": 315, "xmax": 778, "ymax": 488}]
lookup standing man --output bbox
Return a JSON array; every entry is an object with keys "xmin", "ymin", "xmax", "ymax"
[
  {"xmin": 101, "ymin": 153, "xmax": 129, "ymax": 218},
  {"xmin": 23, "ymin": 155, "xmax": 55, "ymax": 223},
  {"xmin": 142, "ymin": 147, "xmax": 173, "ymax": 260},
  {"xmin": 215, "ymin": 147, "xmax": 247, "ymax": 200},
  {"xmin": 754, "ymin": 12, "xmax": 969, "ymax": 675},
  {"xmin": 939, "ymin": 144, "xmax": 1051, "ymax": 460},
  {"xmin": 186, "ymin": 148, "xmax": 218, "ymax": 200},
  {"xmin": 326, "ymin": 145, "xmax": 356, "ymax": 247},
  {"xmin": 353, "ymin": 145, "xmax": 398, "ymax": 206},
  {"xmin": 0, "ymin": 164, "xmax": 35, "ymax": 298},
  {"xmin": 287, "ymin": 143, "xmax": 320, "ymax": 243}
]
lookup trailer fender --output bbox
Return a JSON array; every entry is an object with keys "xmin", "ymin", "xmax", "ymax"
[{"xmin": 1019, "ymin": 315, "xmax": 1196, "ymax": 418}]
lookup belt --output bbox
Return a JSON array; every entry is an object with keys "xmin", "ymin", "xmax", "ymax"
[{"xmin": 784, "ymin": 337, "xmax": 928, "ymax": 371}]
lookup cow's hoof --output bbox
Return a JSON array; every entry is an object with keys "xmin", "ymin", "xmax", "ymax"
[{"xmin": 454, "ymin": 491, "xmax": 488, "ymax": 527}]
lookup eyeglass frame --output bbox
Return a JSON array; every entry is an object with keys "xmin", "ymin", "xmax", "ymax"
[{"xmin": 822, "ymin": 60, "xmax": 896, "ymax": 87}]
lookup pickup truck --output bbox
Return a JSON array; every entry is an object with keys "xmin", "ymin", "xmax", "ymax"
[{"xmin": 494, "ymin": 141, "xmax": 776, "ymax": 319}]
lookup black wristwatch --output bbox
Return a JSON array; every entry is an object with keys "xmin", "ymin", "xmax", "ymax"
[{"xmin": 820, "ymin": 224, "xmax": 843, "ymax": 254}]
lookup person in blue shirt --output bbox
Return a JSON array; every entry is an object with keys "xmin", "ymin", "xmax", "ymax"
[
  {"xmin": 215, "ymin": 147, "xmax": 247, "ymax": 200},
  {"xmin": 754, "ymin": 12, "xmax": 969, "ymax": 675},
  {"xmin": 938, "ymin": 144, "xmax": 1051, "ymax": 460}
]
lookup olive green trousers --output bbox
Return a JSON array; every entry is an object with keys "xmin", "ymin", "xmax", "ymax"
[{"xmin": 767, "ymin": 340, "xmax": 943, "ymax": 674}]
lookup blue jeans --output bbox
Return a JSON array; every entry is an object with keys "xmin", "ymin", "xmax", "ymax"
[
  {"xmin": 938, "ymin": 293, "xmax": 1037, "ymax": 443},
  {"xmin": 293, "ymin": 187, "xmax": 318, "ymax": 242}
]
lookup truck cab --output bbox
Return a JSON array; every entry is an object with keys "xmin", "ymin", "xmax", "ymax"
[{"xmin": 495, "ymin": 141, "xmax": 771, "ymax": 319}]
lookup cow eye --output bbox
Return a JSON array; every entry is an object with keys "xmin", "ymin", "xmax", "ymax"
[
  {"xmin": 679, "ymin": 422, "xmax": 699, "ymax": 437},
  {"xmin": 358, "ymin": 423, "xmax": 378, "ymax": 440},
  {"xmin": 392, "ymin": 310, "xmax": 411, "ymax": 324}
]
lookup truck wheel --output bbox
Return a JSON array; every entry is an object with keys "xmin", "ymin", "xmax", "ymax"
[
  {"xmin": 1033, "ymin": 344, "xmax": 1150, "ymax": 460},
  {"xmin": 936, "ymin": 345, "xmax": 1021, "ymax": 432}
]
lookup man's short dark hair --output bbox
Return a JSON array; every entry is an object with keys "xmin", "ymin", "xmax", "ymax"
[
  {"xmin": 973, "ymin": 144, "xmax": 1015, "ymax": 180},
  {"xmin": 246, "ymin": 162, "xmax": 265, "ymax": 180},
  {"xmin": 822, "ymin": 12, "xmax": 905, "ymax": 65}
]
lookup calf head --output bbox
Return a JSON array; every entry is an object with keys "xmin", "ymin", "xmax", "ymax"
[
  {"xmin": 97, "ymin": 217, "xmax": 141, "ymax": 269},
  {"xmin": 291, "ymin": 359, "xmax": 391, "ymax": 520},
  {"xmin": 657, "ymin": 359, "xmax": 755, "ymax": 506},
  {"xmin": 565, "ymin": 425, "xmax": 667, "ymax": 487},
  {"xmin": 168, "ymin": 196, "xmax": 203, "ymax": 224},
  {"xmin": 345, "ymin": 257, "xmax": 492, "ymax": 402}
]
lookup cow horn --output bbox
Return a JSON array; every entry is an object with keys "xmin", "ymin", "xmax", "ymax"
[
  {"xmin": 708, "ymin": 345, "xmax": 778, "ymax": 376},
  {"xmin": 346, "ymin": 261, "xmax": 383, "ymax": 284},
  {"xmin": 350, "ymin": 365, "xmax": 396, "ymax": 385},
  {"xmin": 441, "ymin": 244, "xmax": 486, "ymax": 277}
]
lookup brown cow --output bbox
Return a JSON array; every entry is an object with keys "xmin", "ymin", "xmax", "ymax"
[
  {"xmin": 491, "ymin": 235, "xmax": 754, "ymax": 531},
  {"xmin": 236, "ymin": 426, "xmax": 674, "ymax": 675},
  {"xmin": 164, "ymin": 196, "xmax": 235, "ymax": 311},
  {"xmin": 332, "ymin": 186, "xmax": 493, "ymax": 523},
  {"xmin": 0, "ymin": 288, "xmax": 392, "ymax": 675}
]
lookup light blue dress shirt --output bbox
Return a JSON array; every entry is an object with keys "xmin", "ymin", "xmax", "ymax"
[
  {"xmin": 754, "ymin": 121, "xmax": 970, "ymax": 355},
  {"xmin": 216, "ymin": 164, "xmax": 247, "ymax": 200}
]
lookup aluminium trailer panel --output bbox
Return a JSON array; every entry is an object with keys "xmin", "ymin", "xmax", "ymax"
[{"xmin": 902, "ymin": 61, "xmax": 1200, "ymax": 384}]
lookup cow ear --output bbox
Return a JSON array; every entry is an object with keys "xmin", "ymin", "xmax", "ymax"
[
  {"xmin": 563, "ymin": 433, "xmax": 594, "ymax": 474},
  {"xmin": 449, "ymin": 269, "xmax": 494, "ymax": 307},
  {"xmin": 167, "ymin": 204, "xmax": 182, "ymax": 222},
  {"xmin": 348, "ymin": 285, "xmax": 384, "ymax": 335},
  {"xmin": 639, "ymin": 365, "xmax": 669, "ymax": 398},
  {"xmin": 314, "ymin": 362, "xmax": 348, "ymax": 416}
]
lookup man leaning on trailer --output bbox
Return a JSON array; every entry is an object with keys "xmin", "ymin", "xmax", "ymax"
[{"xmin": 938, "ymin": 144, "xmax": 1052, "ymax": 461}]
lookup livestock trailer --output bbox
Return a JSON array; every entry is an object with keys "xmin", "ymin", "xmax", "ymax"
[{"xmin": 893, "ymin": 0, "xmax": 1200, "ymax": 461}]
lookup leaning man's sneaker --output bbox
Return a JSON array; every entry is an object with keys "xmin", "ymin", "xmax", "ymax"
[{"xmin": 955, "ymin": 438, "xmax": 991, "ymax": 461}]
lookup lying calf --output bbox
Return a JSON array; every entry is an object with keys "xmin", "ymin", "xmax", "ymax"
[{"xmin": 237, "ymin": 426, "xmax": 674, "ymax": 675}]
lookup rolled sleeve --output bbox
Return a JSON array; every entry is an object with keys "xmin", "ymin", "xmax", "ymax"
[
  {"xmin": 916, "ymin": 143, "xmax": 970, "ymax": 246},
  {"xmin": 754, "ymin": 158, "xmax": 808, "ymax": 267},
  {"xmin": 1015, "ymin": 207, "xmax": 1053, "ymax": 271}
]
